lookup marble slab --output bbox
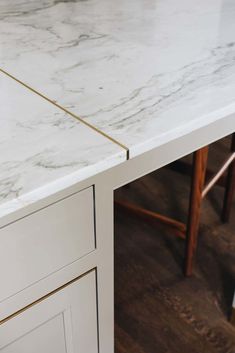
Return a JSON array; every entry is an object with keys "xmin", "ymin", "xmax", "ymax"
[
  {"xmin": 1, "ymin": 0, "xmax": 235, "ymax": 157},
  {"xmin": 0, "ymin": 72, "xmax": 125, "ymax": 218}
]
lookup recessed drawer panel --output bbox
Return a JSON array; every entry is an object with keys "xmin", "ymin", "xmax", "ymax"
[
  {"xmin": 0, "ymin": 271, "xmax": 98, "ymax": 353},
  {"xmin": 0, "ymin": 187, "xmax": 95, "ymax": 302}
]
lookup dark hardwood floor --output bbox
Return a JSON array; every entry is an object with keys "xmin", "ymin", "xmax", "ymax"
[{"xmin": 114, "ymin": 137, "xmax": 235, "ymax": 353}]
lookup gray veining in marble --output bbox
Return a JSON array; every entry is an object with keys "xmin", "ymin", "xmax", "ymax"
[
  {"xmin": 1, "ymin": 0, "xmax": 235, "ymax": 157},
  {"xmin": 0, "ymin": 72, "xmax": 125, "ymax": 218}
]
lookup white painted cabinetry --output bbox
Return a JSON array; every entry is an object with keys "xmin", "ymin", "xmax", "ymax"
[
  {"xmin": 0, "ymin": 271, "xmax": 98, "ymax": 353},
  {"xmin": 0, "ymin": 187, "xmax": 95, "ymax": 302},
  {"xmin": 0, "ymin": 184, "xmax": 105, "ymax": 353}
]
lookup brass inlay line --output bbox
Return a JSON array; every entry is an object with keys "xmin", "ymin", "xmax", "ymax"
[
  {"xmin": 0, "ymin": 269, "xmax": 94, "ymax": 325},
  {"xmin": 0, "ymin": 68, "xmax": 129, "ymax": 158}
]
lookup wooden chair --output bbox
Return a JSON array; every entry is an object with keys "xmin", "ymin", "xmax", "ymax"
[{"xmin": 116, "ymin": 133, "xmax": 235, "ymax": 276}]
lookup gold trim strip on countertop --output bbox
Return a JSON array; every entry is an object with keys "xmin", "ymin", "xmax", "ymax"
[{"xmin": 0, "ymin": 68, "xmax": 129, "ymax": 159}]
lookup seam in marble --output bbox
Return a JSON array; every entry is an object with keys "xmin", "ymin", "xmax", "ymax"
[{"xmin": 0, "ymin": 68, "xmax": 130, "ymax": 159}]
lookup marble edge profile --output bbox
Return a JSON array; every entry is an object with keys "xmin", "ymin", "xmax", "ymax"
[
  {"xmin": 0, "ymin": 150, "xmax": 126, "ymax": 228},
  {"xmin": 130, "ymin": 103, "xmax": 235, "ymax": 158}
]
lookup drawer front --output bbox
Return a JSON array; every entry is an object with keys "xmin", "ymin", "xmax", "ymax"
[
  {"xmin": 0, "ymin": 187, "xmax": 95, "ymax": 302},
  {"xmin": 0, "ymin": 271, "xmax": 98, "ymax": 353}
]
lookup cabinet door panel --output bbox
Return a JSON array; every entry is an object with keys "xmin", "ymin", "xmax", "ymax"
[
  {"xmin": 0, "ymin": 271, "xmax": 98, "ymax": 353},
  {"xmin": 2, "ymin": 314, "xmax": 67, "ymax": 353}
]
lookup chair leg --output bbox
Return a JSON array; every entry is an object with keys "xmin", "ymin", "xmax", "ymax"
[
  {"xmin": 185, "ymin": 146, "xmax": 209, "ymax": 276},
  {"xmin": 221, "ymin": 133, "xmax": 235, "ymax": 223}
]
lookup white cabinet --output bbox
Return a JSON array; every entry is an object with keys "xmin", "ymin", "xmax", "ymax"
[
  {"xmin": 0, "ymin": 271, "xmax": 98, "ymax": 353},
  {"xmin": 0, "ymin": 187, "xmax": 95, "ymax": 302},
  {"xmin": 0, "ymin": 182, "xmax": 115, "ymax": 353}
]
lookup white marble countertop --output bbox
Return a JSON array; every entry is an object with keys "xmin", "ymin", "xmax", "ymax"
[
  {"xmin": 0, "ymin": 72, "xmax": 125, "ymax": 218},
  {"xmin": 1, "ymin": 0, "xmax": 235, "ymax": 158},
  {"xmin": 1, "ymin": 0, "xmax": 235, "ymax": 219}
]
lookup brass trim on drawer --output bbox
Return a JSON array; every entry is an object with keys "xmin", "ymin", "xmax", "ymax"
[{"xmin": 0, "ymin": 268, "xmax": 95, "ymax": 325}]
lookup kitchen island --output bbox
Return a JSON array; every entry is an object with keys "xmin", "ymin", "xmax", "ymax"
[{"xmin": 0, "ymin": 0, "xmax": 235, "ymax": 352}]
